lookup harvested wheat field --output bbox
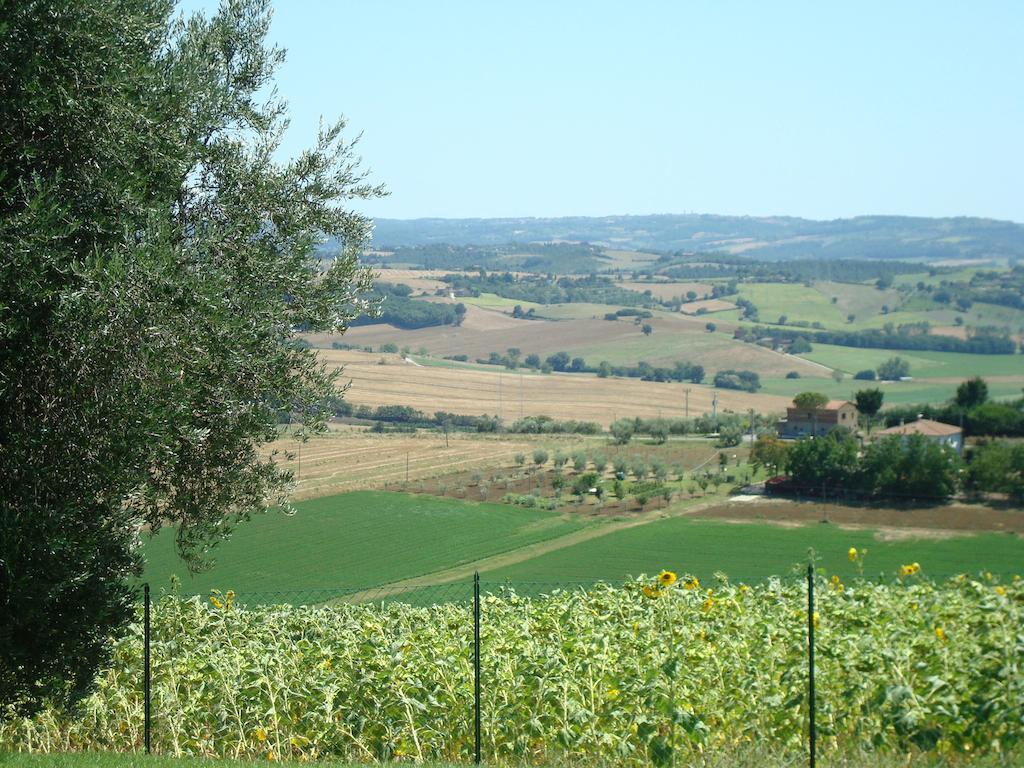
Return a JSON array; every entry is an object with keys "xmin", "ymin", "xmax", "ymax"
[
  {"xmin": 318, "ymin": 350, "xmax": 790, "ymax": 426},
  {"xmin": 617, "ymin": 280, "xmax": 714, "ymax": 300},
  {"xmin": 333, "ymin": 305, "xmax": 824, "ymax": 376},
  {"xmin": 371, "ymin": 267, "xmax": 455, "ymax": 294},
  {"xmin": 271, "ymin": 427, "xmax": 541, "ymax": 500}
]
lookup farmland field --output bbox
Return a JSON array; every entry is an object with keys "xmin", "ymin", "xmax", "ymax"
[
  {"xmin": 796, "ymin": 343, "xmax": 1024, "ymax": 379},
  {"xmin": 679, "ymin": 298, "xmax": 737, "ymax": 314},
  {"xmin": 733, "ymin": 280, "xmax": 1024, "ymax": 335},
  {"xmin": 758, "ymin": 375, "xmax": 1024, "ymax": 405},
  {"xmin": 482, "ymin": 510, "xmax": 1024, "ymax": 585},
  {"xmin": 322, "ymin": 269, "xmax": 1023, "ymax": 408},
  {"xmin": 322, "ymin": 349, "xmax": 792, "ymax": 426},
  {"xmin": 371, "ymin": 268, "xmax": 454, "ymax": 294},
  {"xmin": 277, "ymin": 426, "xmax": 540, "ymax": 500},
  {"xmin": 333, "ymin": 299, "xmax": 827, "ymax": 377},
  {"xmin": 734, "ymin": 282, "xmax": 903, "ymax": 330},
  {"xmin": 617, "ymin": 279, "xmax": 714, "ymax": 300},
  {"xmin": 141, "ymin": 491, "xmax": 587, "ymax": 596}
]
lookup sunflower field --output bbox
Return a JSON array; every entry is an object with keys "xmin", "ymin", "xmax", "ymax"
[{"xmin": 1, "ymin": 572, "xmax": 1021, "ymax": 765}]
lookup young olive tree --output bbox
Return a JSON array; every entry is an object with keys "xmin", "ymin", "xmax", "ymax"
[{"xmin": 0, "ymin": 0, "xmax": 382, "ymax": 713}]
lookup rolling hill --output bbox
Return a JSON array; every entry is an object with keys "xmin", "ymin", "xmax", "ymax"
[{"xmin": 364, "ymin": 213, "xmax": 1024, "ymax": 261}]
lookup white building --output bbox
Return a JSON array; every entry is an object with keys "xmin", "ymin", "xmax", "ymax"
[{"xmin": 875, "ymin": 418, "xmax": 963, "ymax": 453}]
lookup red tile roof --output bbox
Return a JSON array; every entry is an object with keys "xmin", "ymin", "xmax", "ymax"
[
  {"xmin": 877, "ymin": 419, "xmax": 961, "ymax": 437},
  {"xmin": 826, "ymin": 400, "xmax": 855, "ymax": 410}
]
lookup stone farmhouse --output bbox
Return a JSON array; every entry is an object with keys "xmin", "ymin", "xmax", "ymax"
[{"xmin": 776, "ymin": 399, "xmax": 858, "ymax": 439}]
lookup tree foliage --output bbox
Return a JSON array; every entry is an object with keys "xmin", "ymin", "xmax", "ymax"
[
  {"xmin": 966, "ymin": 441, "xmax": 1024, "ymax": 502},
  {"xmin": 0, "ymin": 0, "xmax": 382, "ymax": 713},
  {"xmin": 785, "ymin": 430, "xmax": 859, "ymax": 492},
  {"xmin": 793, "ymin": 392, "xmax": 830, "ymax": 412},
  {"xmin": 785, "ymin": 432, "xmax": 962, "ymax": 501},
  {"xmin": 955, "ymin": 377, "xmax": 989, "ymax": 410},
  {"xmin": 713, "ymin": 369, "xmax": 760, "ymax": 392},
  {"xmin": 877, "ymin": 356, "xmax": 911, "ymax": 380},
  {"xmin": 750, "ymin": 436, "xmax": 789, "ymax": 475},
  {"xmin": 858, "ymin": 435, "xmax": 962, "ymax": 500},
  {"xmin": 854, "ymin": 388, "xmax": 884, "ymax": 418}
]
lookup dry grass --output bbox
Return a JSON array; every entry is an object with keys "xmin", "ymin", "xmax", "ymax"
[
  {"xmin": 680, "ymin": 298, "xmax": 737, "ymax": 314},
  {"xmin": 272, "ymin": 426, "xmax": 541, "ymax": 500},
  {"xmin": 617, "ymin": 280, "xmax": 714, "ymax": 300},
  {"xmin": 327, "ymin": 304, "xmax": 824, "ymax": 377},
  {"xmin": 319, "ymin": 350, "xmax": 791, "ymax": 426},
  {"xmin": 370, "ymin": 267, "xmax": 455, "ymax": 294}
]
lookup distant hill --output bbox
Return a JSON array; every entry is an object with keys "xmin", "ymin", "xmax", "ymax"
[{"xmin": 368, "ymin": 214, "xmax": 1024, "ymax": 261}]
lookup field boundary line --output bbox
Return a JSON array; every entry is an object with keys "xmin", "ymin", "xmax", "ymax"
[{"xmin": 339, "ymin": 494, "xmax": 732, "ymax": 601}]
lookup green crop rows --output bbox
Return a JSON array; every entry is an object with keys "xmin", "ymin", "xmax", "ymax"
[{"xmin": 141, "ymin": 491, "xmax": 585, "ymax": 597}]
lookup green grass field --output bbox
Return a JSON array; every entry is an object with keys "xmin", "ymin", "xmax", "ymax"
[
  {"xmin": 734, "ymin": 279, "xmax": 1024, "ymax": 334},
  {"xmin": 141, "ymin": 491, "xmax": 585, "ymax": 597},
  {"xmin": 734, "ymin": 282, "xmax": 893, "ymax": 330},
  {"xmin": 758, "ymin": 375, "xmax": 1024, "ymax": 405},
  {"xmin": 457, "ymin": 293, "xmax": 543, "ymax": 311},
  {"xmin": 797, "ymin": 343, "xmax": 1024, "ymax": 378},
  {"xmin": 481, "ymin": 516, "xmax": 1024, "ymax": 585}
]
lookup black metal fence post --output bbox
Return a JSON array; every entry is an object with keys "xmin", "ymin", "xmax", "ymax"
[
  {"xmin": 473, "ymin": 572, "xmax": 481, "ymax": 764},
  {"xmin": 143, "ymin": 582, "xmax": 151, "ymax": 755},
  {"xmin": 807, "ymin": 563, "xmax": 816, "ymax": 768}
]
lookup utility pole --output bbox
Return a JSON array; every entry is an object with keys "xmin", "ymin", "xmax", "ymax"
[
  {"xmin": 684, "ymin": 388, "xmax": 691, "ymax": 420},
  {"xmin": 749, "ymin": 408, "xmax": 755, "ymax": 443},
  {"xmin": 712, "ymin": 391, "xmax": 718, "ymax": 419}
]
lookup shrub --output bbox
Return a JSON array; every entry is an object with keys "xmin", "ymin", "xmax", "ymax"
[
  {"xmin": 713, "ymin": 369, "xmax": 761, "ymax": 392},
  {"xmin": 877, "ymin": 356, "xmax": 911, "ymax": 380},
  {"xmin": 571, "ymin": 451, "xmax": 589, "ymax": 471},
  {"xmin": 610, "ymin": 419, "xmax": 635, "ymax": 445}
]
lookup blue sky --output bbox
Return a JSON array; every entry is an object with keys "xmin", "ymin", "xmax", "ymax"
[{"xmin": 178, "ymin": 1, "xmax": 1023, "ymax": 222}]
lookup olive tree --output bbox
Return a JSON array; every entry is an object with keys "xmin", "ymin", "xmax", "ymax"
[{"xmin": 0, "ymin": 0, "xmax": 382, "ymax": 713}]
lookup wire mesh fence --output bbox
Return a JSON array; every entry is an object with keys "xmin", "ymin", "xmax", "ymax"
[{"xmin": 85, "ymin": 567, "xmax": 1020, "ymax": 766}]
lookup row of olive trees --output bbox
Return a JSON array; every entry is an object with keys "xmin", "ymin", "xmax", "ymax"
[{"xmin": 515, "ymin": 449, "xmax": 694, "ymax": 483}]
